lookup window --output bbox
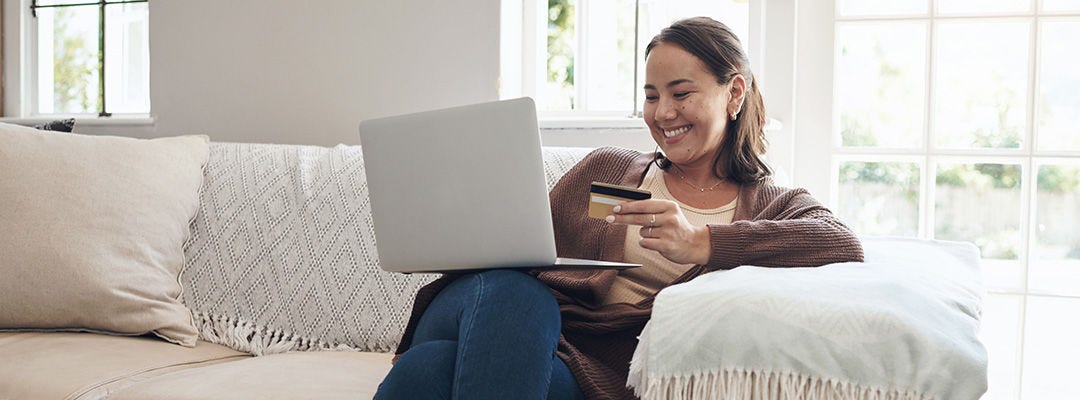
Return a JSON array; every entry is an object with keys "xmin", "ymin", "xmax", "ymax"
[
  {"xmin": 502, "ymin": 0, "xmax": 751, "ymax": 120},
  {"xmin": 796, "ymin": 1, "xmax": 1080, "ymax": 398},
  {"xmin": 18, "ymin": 0, "xmax": 149, "ymax": 117}
]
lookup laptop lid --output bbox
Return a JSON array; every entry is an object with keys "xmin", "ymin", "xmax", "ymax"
[{"xmin": 358, "ymin": 98, "xmax": 558, "ymax": 272}]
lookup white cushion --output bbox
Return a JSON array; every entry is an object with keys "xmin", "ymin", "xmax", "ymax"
[
  {"xmin": 629, "ymin": 236, "xmax": 988, "ymax": 400},
  {"xmin": 0, "ymin": 123, "xmax": 208, "ymax": 345}
]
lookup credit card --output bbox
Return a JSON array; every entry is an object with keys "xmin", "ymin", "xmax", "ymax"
[{"xmin": 588, "ymin": 181, "xmax": 652, "ymax": 219}]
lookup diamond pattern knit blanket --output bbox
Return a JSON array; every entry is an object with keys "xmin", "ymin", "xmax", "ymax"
[{"xmin": 181, "ymin": 142, "xmax": 593, "ymax": 355}]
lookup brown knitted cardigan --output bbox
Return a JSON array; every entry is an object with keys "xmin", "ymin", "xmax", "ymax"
[{"xmin": 394, "ymin": 147, "xmax": 865, "ymax": 400}]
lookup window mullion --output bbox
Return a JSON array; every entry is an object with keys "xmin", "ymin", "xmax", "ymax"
[
  {"xmin": 98, "ymin": 1, "xmax": 109, "ymax": 117},
  {"xmin": 631, "ymin": 0, "xmax": 640, "ymax": 117},
  {"xmin": 574, "ymin": 0, "xmax": 587, "ymax": 111}
]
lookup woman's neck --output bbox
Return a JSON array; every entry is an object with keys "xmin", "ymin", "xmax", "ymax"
[{"xmin": 669, "ymin": 161, "xmax": 724, "ymax": 189}]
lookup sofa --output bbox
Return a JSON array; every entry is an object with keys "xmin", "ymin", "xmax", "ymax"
[{"xmin": 0, "ymin": 126, "xmax": 988, "ymax": 400}]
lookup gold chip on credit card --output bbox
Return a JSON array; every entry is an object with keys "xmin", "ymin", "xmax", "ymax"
[{"xmin": 588, "ymin": 182, "xmax": 652, "ymax": 219}]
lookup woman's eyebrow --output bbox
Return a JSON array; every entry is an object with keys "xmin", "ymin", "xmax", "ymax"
[{"xmin": 643, "ymin": 79, "xmax": 694, "ymax": 91}]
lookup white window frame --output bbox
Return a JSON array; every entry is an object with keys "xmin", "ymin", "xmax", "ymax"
[
  {"xmin": 1, "ymin": 0, "xmax": 153, "ymax": 126},
  {"xmin": 794, "ymin": 2, "xmax": 1080, "ymax": 397}
]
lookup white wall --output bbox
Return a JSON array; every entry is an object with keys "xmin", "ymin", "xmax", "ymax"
[{"xmin": 77, "ymin": 0, "xmax": 502, "ymax": 146}]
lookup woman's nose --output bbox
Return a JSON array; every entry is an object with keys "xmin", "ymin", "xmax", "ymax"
[{"xmin": 654, "ymin": 98, "xmax": 677, "ymax": 121}]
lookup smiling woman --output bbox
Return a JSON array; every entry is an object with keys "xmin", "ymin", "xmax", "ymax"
[
  {"xmin": 642, "ymin": 17, "xmax": 768, "ymax": 188},
  {"xmin": 380, "ymin": 16, "xmax": 864, "ymax": 400}
]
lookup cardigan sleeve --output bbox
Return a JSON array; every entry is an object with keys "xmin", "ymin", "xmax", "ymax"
[{"xmin": 704, "ymin": 187, "xmax": 864, "ymax": 270}]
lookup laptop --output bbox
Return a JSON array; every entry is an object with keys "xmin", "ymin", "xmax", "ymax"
[{"xmin": 358, "ymin": 97, "xmax": 641, "ymax": 273}]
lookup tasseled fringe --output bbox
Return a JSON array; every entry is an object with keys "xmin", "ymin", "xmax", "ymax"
[
  {"xmin": 631, "ymin": 369, "xmax": 933, "ymax": 400},
  {"xmin": 192, "ymin": 311, "xmax": 357, "ymax": 356}
]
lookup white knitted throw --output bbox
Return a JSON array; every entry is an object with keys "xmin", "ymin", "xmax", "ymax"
[
  {"xmin": 181, "ymin": 142, "xmax": 592, "ymax": 355},
  {"xmin": 627, "ymin": 237, "xmax": 988, "ymax": 400}
]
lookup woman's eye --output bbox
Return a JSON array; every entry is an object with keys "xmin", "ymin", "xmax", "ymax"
[
  {"xmin": 644, "ymin": 95, "xmax": 659, "ymax": 102},
  {"xmin": 673, "ymin": 92, "xmax": 690, "ymax": 99}
]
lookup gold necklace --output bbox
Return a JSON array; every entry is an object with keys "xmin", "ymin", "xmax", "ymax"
[{"xmin": 671, "ymin": 164, "xmax": 724, "ymax": 192}]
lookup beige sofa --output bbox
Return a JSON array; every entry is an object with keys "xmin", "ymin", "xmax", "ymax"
[
  {"xmin": 0, "ymin": 139, "xmax": 591, "ymax": 400},
  {"xmin": 0, "ymin": 130, "xmax": 988, "ymax": 399},
  {"xmin": 0, "ymin": 332, "xmax": 392, "ymax": 399}
]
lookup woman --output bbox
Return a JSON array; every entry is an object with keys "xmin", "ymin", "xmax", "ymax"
[{"xmin": 375, "ymin": 17, "xmax": 863, "ymax": 400}]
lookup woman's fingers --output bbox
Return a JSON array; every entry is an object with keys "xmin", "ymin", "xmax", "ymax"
[{"xmin": 607, "ymin": 199, "xmax": 674, "ymax": 226}]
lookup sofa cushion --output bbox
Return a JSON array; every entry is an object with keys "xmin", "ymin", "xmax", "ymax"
[
  {"xmin": 0, "ymin": 332, "xmax": 247, "ymax": 400},
  {"xmin": 0, "ymin": 124, "xmax": 209, "ymax": 346},
  {"xmin": 109, "ymin": 350, "xmax": 394, "ymax": 400}
]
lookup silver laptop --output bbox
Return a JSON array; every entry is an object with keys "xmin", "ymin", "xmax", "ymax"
[{"xmin": 358, "ymin": 97, "xmax": 640, "ymax": 273}]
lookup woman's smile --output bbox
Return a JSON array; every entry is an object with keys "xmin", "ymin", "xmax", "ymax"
[
  {"xmin": 659, "ymin": 124, "xmax": 693, "ymax": 147},
  {"xmin": 662, "ymin": 125, "xmax": 691, "ymax": 138}
]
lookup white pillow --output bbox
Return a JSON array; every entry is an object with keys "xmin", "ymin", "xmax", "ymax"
[
  {"xmin": 0, "ymin": 123, "xmax": 209, "ymax": 346},
  {"xmin": 629, "ymin": 236, "xmax": 988, "ymax": 399}
]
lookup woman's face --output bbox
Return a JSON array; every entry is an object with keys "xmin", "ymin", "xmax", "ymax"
[{"xmin": 643, "ymin": 42, "xmax": 734, "ymax": 169}]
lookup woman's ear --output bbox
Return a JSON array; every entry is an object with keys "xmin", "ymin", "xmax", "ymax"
[{"xmin": 728, "ymin": 74, "xmax": 747, "ymax": 118}]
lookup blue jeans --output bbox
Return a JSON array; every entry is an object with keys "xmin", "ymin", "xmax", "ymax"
[{"xmin": 374, "ymin": 269, "xmax": 584, "ymax": 400}]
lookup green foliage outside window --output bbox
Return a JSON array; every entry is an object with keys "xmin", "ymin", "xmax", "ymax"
[
  {"xmin": 53, "ymin": 8, "xmax": 97, "ymax": 114},
  {"xmin": 838, "ymin": 161, "xmax": 919, "ymax": 204},
  {"xmin": 547, "ymin": 0, "xmax": 575, "ymax": 109},
  {"xmin": 937, "ymin": 164, "xmax": 1021, "ymax": 189},
  {"xmin": 1038, "ymin": 166, "xmax": 1080, "ymax": 193}
]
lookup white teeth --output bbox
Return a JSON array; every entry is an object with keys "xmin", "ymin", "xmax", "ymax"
[{"xmin": 664, "ymin": 126, "xmax": 690, "ymax": 138}]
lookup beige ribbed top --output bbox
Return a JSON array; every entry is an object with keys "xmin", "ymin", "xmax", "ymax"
[{"xmin": 602, "ymin": 165, "xmax": 736, "ymax": 306}]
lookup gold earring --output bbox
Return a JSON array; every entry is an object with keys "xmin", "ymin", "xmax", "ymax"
[{"xmin": 730, "ymin": 112, "xmax": 737, "ymax": 121}]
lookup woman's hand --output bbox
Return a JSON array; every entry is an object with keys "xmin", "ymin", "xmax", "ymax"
[{"xmin": 605, "ymin": 199, "xmax": 711, "ymax": 265}]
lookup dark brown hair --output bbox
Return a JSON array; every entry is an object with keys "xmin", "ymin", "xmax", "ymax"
[{"xmin": 646, "ymin": 17, "xmax": 771, "ymax": 184}]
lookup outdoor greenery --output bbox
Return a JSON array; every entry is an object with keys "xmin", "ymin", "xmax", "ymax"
[
  {"xmin": 937, "ymin": 163, "xmax": 1021, "ymax": 189},
  {"xmin": 1038, "ymin": 165, "xmax": 1080, "ymax": 193},
  {"xmin": 838, "ymin": 161, "xmax": 919, "ymax": 203},
  {"xmin": 52, "ymin": 8, "xmax": 98, "ymax": 114},
  {"xmin": 547, "ymin": 0, "xmax": 575, "ymax": 109},
  {"xmin": 840, "ymin": 40, "xmax": 907, "ymax": 148}
]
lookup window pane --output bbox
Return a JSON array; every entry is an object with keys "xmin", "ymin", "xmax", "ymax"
[
  {"xmin": 104, "ymin": 3, "xmax": 150, "ymax": 113},
  {"xmin": 37, "ymin": 6, "xmax": 100, "ymax": 114},
  {"xmin": 837, "ymin": 0, "xmax": 928, "ymax": 17},
  {"xmin": 979, "ymin": 293, "xmax": 1022, "ymax": 400},
  {"xmin": 1022, "ymin": 296, "xmax": 1080, "ymax": 399},
  {"xmin": 933, "ymin": 21, "xmax": 1029, "ymax": 149},
  {"xmin": 935, "ymin": 162, "xmax": 1022, "ymax": 259},
  {"xmin": 836, "ymin": 161, "xmax": 920, "ymax": 236},
  {"xmin": 836, "ymin": 22, "xmax": 927, "ymax": 148},
  {"xmin": 544, "ymin": 0, "xmax": 576, "ymax": 111},
  {"xmin": 1029, "ymin": 163, "xmax": 1080, "ymax": 296},
  {"xmin": 37, "ymin": 0, "xmax": 97, "ymax": 6},
  {"xmin": 1037, "ymin": 21, "xmax": 1080, "ymax": 152},
  {"xmin": 580, "ymin": 0, "xmax": 636, "ymax": 112},
  {"xmin": 1043, "ymin": 0, "xmax": 1080, "ymax": 11},
  {"xmin": 937, "ymin": 0, "xmax": 1032, "ymax": 14}
]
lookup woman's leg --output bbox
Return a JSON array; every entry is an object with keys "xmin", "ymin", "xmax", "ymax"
[
  {"xmin": 376, "ymin": 269, "xmax": 567, "ymax": 399},
  {"xmin": 376, "ymin": 341, "xmax": 584, "ymax": 400},
  {"xmin": 547, "ymin": 356, "xmax": 586, "ymax": 400},
  {"xmin": 374, "ymin": 340, "xmax": 456, "ymax": 400}
]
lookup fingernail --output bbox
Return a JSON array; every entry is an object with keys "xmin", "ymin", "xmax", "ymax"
[
  {"xmin": 613, "ymin": 205, "xmax": 621, "ymax": 213},
  {"xmin": 605, "ymin": 215, "xmax": 615, "ymax": 223}
]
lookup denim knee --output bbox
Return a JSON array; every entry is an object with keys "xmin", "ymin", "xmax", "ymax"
[
  {"xmin": 475, "ymin": 269, "xmax": 558, "ymax": 313},
  {"xmin": 375, "ymin": 340, "xmax": 457, "ymax": 400}
]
